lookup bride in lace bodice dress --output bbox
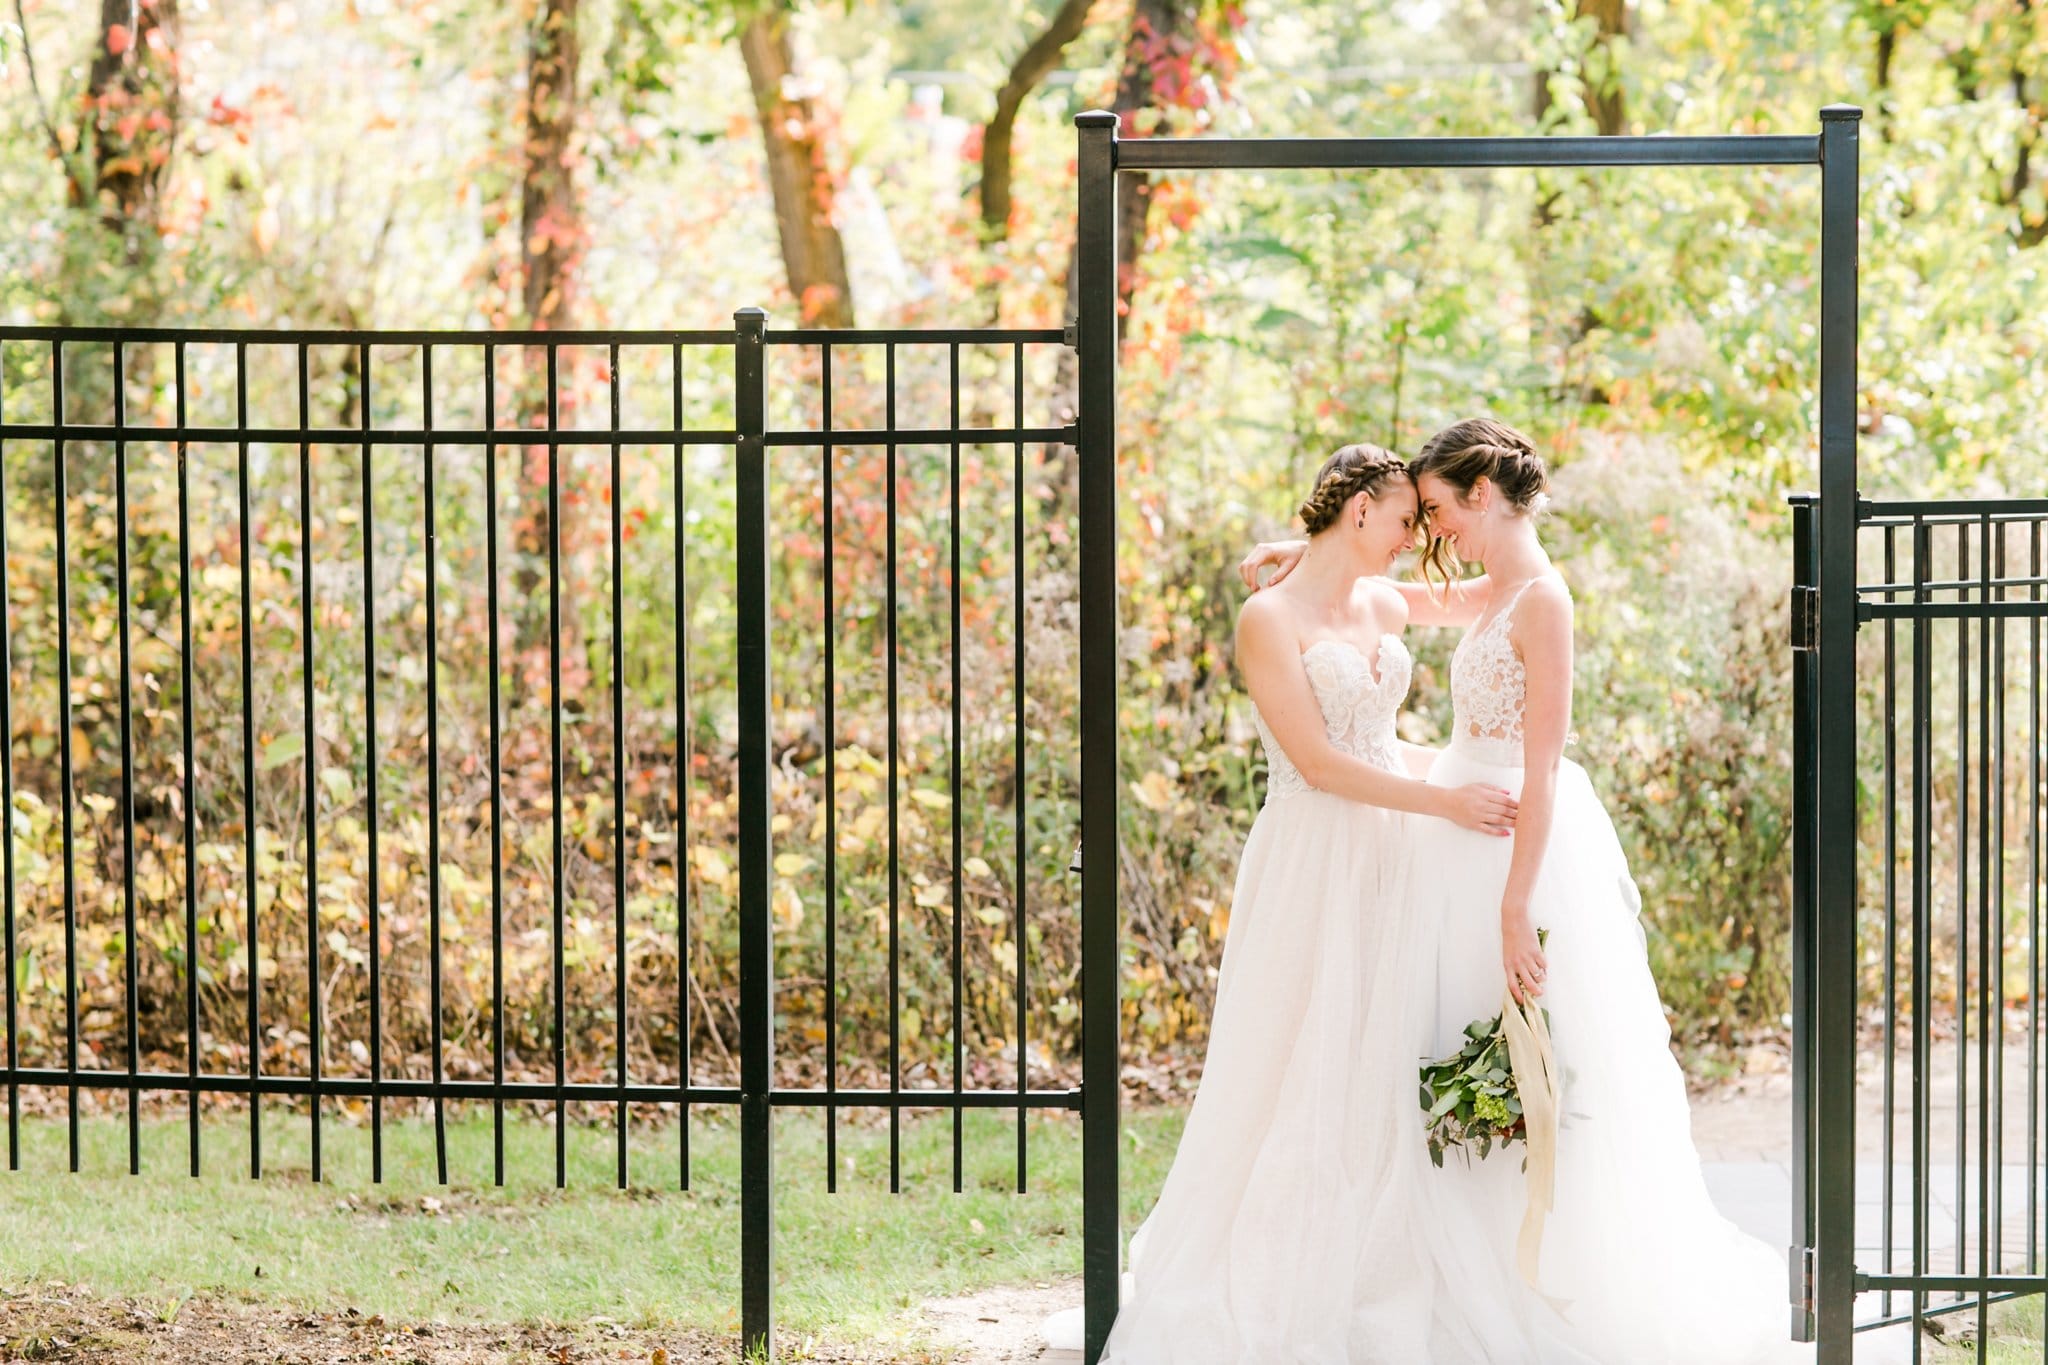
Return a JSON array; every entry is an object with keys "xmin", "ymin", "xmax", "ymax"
[
  {"xmin": 1046, "ymin": 445, "xmax": 1527, "ymax": 1364},
  {"xmin": 1402, "ymin": 419, "xmax": 1811, "ymax": 1364}
]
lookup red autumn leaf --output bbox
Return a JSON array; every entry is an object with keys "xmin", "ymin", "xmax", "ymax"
[{"xmin": 105, "ymin": 23, "xmax": 132, "ymax": 54}]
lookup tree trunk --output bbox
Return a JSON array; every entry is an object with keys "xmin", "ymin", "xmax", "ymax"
[
  {"xmin": 981, "ymin": 0, "xmax": 1096, "ymax": 241},
  {"xmin": 1534, "ymin": 0, "xmax": 1626, "ymax": 135},
  {"xmin": 514, "ymin": 0, "xmax": 584, "ymax": 668},
  {"xmin": 522, "ymin": 0, "xmax": 582, "ymax": 330},
  {"xmin": 78, "ymin": 0, "xmax": 180, "ymax": 243},
  {"xmin": 1580, "ymin": 0, "xmax": 1628, "ymax": 137},
  {"xmin": 740, "ymin": 4, "xmax": 855, "ymax": 327}
]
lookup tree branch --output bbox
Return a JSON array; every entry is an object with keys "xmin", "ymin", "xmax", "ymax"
[
  {"xmin": 980, "ymin": 0, "xmax": 1095, "ymax": 238},
  {"xmin": 12, "ymin": 0, "xmax": 67, "ymax": 165}
]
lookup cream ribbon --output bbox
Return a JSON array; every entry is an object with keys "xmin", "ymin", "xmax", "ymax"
[{"xmin": 1499, "ymin": 985, "xmax": 1560, "ymax": 1296}]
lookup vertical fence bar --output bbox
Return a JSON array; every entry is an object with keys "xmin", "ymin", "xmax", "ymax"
[
  {"xmin": 486, "ymin": 345, "xmax": 506, "ymax": 1188},
  {"xmin": 2032, "ymin": 520, "xmax": 2042, "ymax": 1281},
  {"xmin": 734, "ymin": 306, "xmax": 774, "ymax": 1361},
  {"xmin": 299, "ymin": 343, "xmax": 322, "ymax": 1184},
  {"xmin": 1788, "ymin": 492, "xmax": 1819, "ymax": 1341},
  {"xmin": 114, "ymin": 340, "xmax": 141, "ymax": 1175},
  {"xmin": 0, "ymin": 345, "xmax": 15, "ymax": 1172},
  {"xmin": 949, "ymin": 341, "xmax": 965, "ymax": 1194},
  {"xmin": 177, "ymin": 343, "xmax": 199, "ymax": 1177},
  {"xmin": 1957, "ymin": 517, "xmax": 1971, "ymax": 1291},
  {"xmin": 610, "ymin": 342, "xmax": 628, "ymax": 1190},
  {"xmin": 1912, "ymin": 517, "xmax": 1932, "ymax": 1354},
  {"xmin": 1881, "ymin": 521, "xmax": 1898, "ymax": 1318},
  {"xmin": 822, "ymin": 343, "xmax": 838, "ymax": 1194},
  {"xmin": 548, "ymin": 342, "xmax": 565, "ymax": 1189},
  {"xmin": 1075, "ymin": 107, "xmax": 1124, "ymax": 1365},
  {"xmin": 424, "ymin": 344, "xmax": 447, "ymax": 1186},
  {"xmin": 360, "ymin": 341, "xmax": 384, "ymax": 1183},
  {"xmin": 1812, "ymin": 102, "xmax": 1863, "ymax": 1364},
  {"xmin": 238, "ymin": 343, "xmax": 261, "ymax": 1179},
  {"xmin": 886, "ymin": 341, "xmax": 901, "ymax": 1194},
  {"xmin": 1977, "ymin": 515, "xmax": 1994, "ymax": 1349},
  {"xmin": 54, "ymin": 340, "xmax": 79, "ymax": 1174},
  {"xmin": 1012, "ymin": 341, "xmax": 1028, "ymax": 1195},
  {"xmin": 672, "ymin": 342, "xmax": 691, "ymax": 1193}
]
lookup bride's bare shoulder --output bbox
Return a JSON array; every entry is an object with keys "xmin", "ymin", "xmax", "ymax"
[
  {"xmin": 1236, "ymin": 583, "xmax": 1299, "ymax": 644},
  {"xmin": 1357, "ymin": 576, "xmax": 1411, "ymax": 628}
]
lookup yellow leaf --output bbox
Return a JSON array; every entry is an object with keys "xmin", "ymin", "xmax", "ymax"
[
  {"xmin": 909, "ymin": 788, "xmax": 950, "ymax": 809},
  {"xmin": 692, "ymin": 845, "xmax": 730, "ymax": 886},
  {"xmin": 773, "ymin": 852, "xmax": 810, "ymax": 876},
  {"xmin": 1130, "ymin": 770, "xmax": 1176, "ymax": 812},
  {"xmin": 964, "ymin": 856, "xmax": 993, "ymax": 880}
]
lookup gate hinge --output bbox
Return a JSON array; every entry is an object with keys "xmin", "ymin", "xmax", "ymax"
[
  {"xmin": 1063, "ymin": 317, "xmax": 1078, "ymax": 349},
  {"xmin": 1068, "ymin": 840, "xmax": 1083, "ymax": 874},
  {"xmin": 1789, "ymin": 586, "xmax": 1819, "ymax": 652},
  {"xmin": 1789, "ymin": 1245, "xmax": 1817, "ymax": 1341}
]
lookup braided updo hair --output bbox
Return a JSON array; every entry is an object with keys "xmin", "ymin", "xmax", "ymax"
[
  {"xmin": 1297, "ymin": 442, "xmax": 1411, "ymax": 536},
  {"xmin": 1408, "ymin": 417, "xmax": 1549, "ymax": 587}
]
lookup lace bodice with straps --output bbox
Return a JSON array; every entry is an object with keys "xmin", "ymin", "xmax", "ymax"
[
  {"xmin": 1448, "ymin": 577, "xmax": 1549, "ymax": 766},
  {"xmin": 1253, "ymin": 634, "xmax": 1413, "ymax": 805}
]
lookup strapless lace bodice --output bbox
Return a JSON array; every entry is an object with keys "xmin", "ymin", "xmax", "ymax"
[
  {"xmin": 1449, "ymin": 578, "xmax": 1543, "ymax": 765},
  {"xmin": 1254, "ymin": 635, "xmax": 1412, "ymax": 804}
]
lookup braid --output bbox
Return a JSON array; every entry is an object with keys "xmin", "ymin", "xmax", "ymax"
[{"xmin": 1298, "ymin": 443, "xmax": 1409, "ymax": 536}]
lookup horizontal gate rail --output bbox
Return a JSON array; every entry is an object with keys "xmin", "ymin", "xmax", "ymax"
[{"xmin": 1116, "ymin": 132, "xmax": 1820, "ymax": 171}]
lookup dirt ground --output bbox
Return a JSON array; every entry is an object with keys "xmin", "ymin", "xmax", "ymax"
[
  {"xmin": 0, "ymin": 1278, "xmax": 1094, "ymax": 1364},
  {"xmin": 0, "ymin": 1284, "xmax": 878, "ymax": 1365}
]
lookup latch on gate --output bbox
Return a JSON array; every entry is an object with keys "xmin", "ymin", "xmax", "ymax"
[{"xmin": 1789, "ymin": 586, "xmax": 1819, "ymax": 652}]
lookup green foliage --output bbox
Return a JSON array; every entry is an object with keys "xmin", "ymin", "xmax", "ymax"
[{"xmin": 5, "ymin": 0, "xmax": 2048, "ymax": 1088}]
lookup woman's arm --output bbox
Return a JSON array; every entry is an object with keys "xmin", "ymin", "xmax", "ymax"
[
  {"xmin": 1393, "ymin": 574, "xmax": 1493, "ymax": 628},
  {"xmin": 1500, "ymin": 583, "xmax": 1573, "ymax": 1003},
  {"xmin": 1237, "ymin": 600, "xmax": 1516, "ymax": 834}
]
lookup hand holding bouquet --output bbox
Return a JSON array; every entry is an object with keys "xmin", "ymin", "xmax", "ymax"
[{"xmin": 1418, "ymin": 929, "xmax": 1561, "ymax": 1292}]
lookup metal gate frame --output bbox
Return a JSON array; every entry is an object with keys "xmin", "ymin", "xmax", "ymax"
[{"xmin": 1071, "ymin": 105, "xmax": 1864, "ymax": 1364}]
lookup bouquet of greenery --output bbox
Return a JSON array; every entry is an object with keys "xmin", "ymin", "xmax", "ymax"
[{"xmin": 1419, "ymin": 933, "xmax": 1553, "ymax": 1169}]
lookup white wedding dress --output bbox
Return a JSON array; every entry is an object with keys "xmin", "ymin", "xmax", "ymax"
[
  {"xmin": 1415, "ymin": 577, "xmax": 1812, "ymax": 1364},
  {"xmin": 1046, "ymin": 633, "xmax": 1580, "ymax": 1363}
]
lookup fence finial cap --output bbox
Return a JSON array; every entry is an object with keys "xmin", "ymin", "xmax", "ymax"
[
  {"xmin": 1819, "ymin": 104, "xmax": 1863, "ymax": 121},
  {"xmin": 1075, "ymin": 110, "xmax": 1119, "ymax": 130}
]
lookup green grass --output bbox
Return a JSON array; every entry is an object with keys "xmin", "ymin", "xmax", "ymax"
[{"xmin": 0, "ymin": 1103, "xmax": 1187, "ymax": 1342}]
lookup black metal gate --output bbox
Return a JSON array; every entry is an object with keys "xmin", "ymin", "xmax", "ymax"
[
  {"xmin": 1794, "ymin": 492, "xmax": 2048, "ymax": 1361},
  {"xmin": 1074, "ymin": 108, "xmax": 1867, "ymax": 1362}
]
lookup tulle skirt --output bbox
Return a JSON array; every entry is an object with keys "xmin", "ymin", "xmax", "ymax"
[
  {"xmin": 1051, "ymin": 785, "xmax": 1552, "ymax": 1364},
  {"xmin": 1417, "ymin": 741, "xmax": 1811, "ymax": 1365}
]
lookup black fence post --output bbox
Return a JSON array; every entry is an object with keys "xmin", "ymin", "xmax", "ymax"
[
  {"xmin": 1813, "ymin": 104, "xmax": 1863, "ymax": 1364},
  {"xmin": 1787, "ymin": 491, "xmax": 1819, "ymax": 1342},
  {"xmin": 734, "ymin": 305, "xmax": 776, "ymax": 1362},
  {"xmin": 1074, "ymin": 108, "xmax": 1122, "ymax": 1365}
]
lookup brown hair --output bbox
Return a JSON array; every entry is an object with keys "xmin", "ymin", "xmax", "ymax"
[
  {"xmin": 1297, "ymin": 442, "xmax": 1411, "ymax": 537},
  {"xmin": 1408, "ymin": 417, "xmax": 1548, "ymax": 588}
]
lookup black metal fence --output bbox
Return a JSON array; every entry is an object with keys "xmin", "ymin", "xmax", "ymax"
[
  {"xmin": 1800, "ymin": 497, "xmax": 2048, "ymax": 1359},
  {"xmin": 0, "ymin": 312, "xmax": 1084, "ymax": 1357}
]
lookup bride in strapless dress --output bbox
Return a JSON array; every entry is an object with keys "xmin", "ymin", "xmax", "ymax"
[{"xmin": 1043, "ymin": 444, "xmax": 1539, "ymax": 1363}]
